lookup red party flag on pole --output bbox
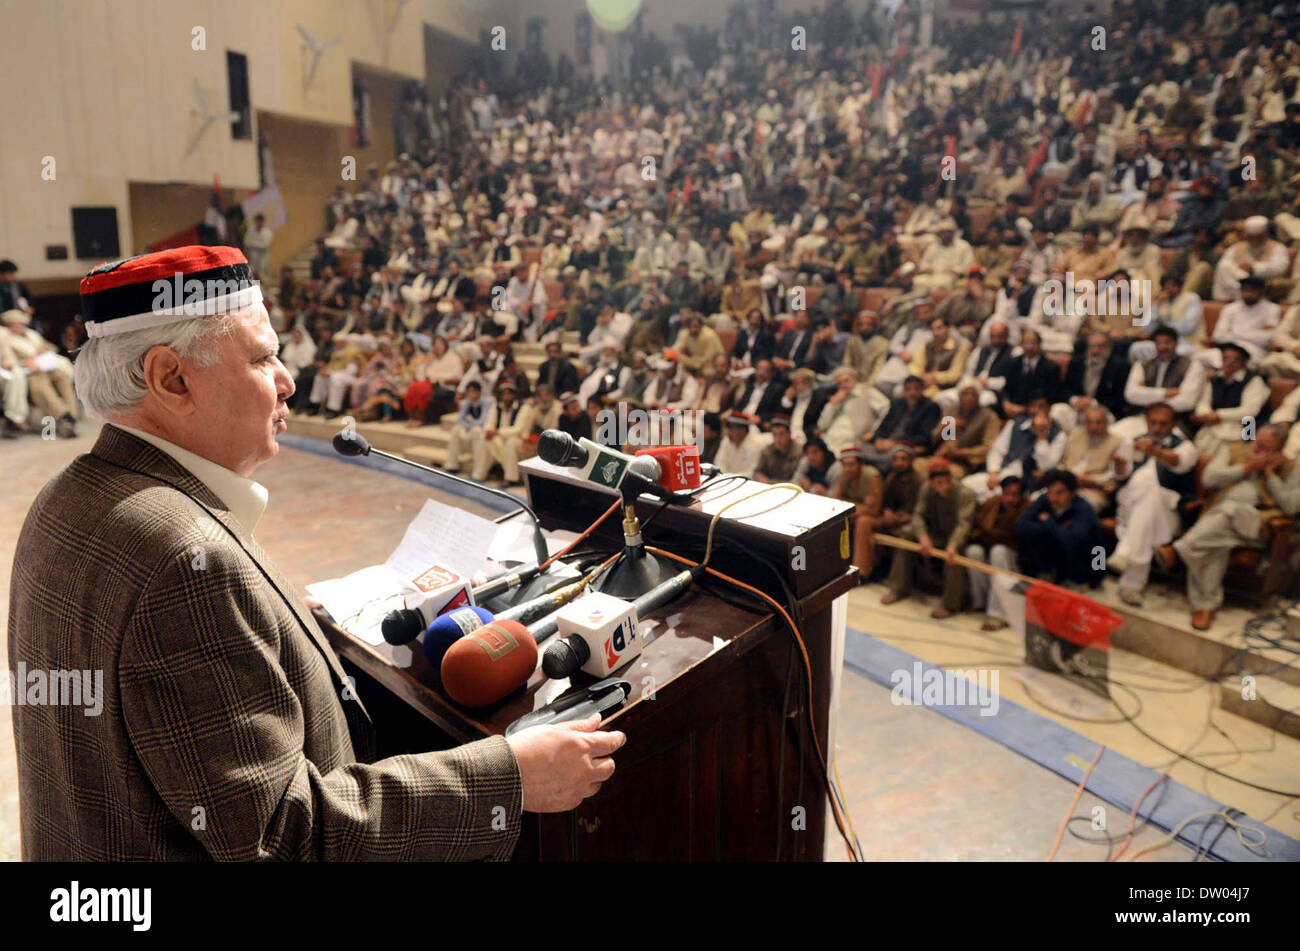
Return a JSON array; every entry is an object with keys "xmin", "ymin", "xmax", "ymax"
[
  {"xmin": 1011, "ymin": 22, "xmax": 1024, "ymax": 55},
  {"xmin": 1025, "ymin": 132, "xmax": 1050, "ymax": 179}
]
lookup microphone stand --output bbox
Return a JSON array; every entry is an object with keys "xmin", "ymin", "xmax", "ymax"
[
  {"xmin": 595, "ymin": 480, "xmax": 678, "ymax": 600},
  {"xmin": 333, "ymin": 432, "xmax": 550, "ymax": 567}
]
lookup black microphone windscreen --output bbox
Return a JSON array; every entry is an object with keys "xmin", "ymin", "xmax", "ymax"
[
  {"xmin": 332, "ymin": 429, "xmax": 372, "ymax": 457},
  {"xmin": 381, "ymin": 607, "xmax": 424, "ymax": 645},
  {"xmin": 537, "ymin": 430, "xmax": 582, "ymax": 467},
  {"xmin": 541, "ymin": 634, "xmax": 589, "ymax": 679}
]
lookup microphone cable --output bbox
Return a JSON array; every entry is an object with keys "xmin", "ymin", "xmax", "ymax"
[
  {"xmin": 646, "ymin": 544, "xmax": 864, "ymax": 862},
  {"xmin": 537, "ymin": 497, "xmax": 623, "ymax": 572}
]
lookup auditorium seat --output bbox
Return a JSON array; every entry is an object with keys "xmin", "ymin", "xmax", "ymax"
[
  {"xmin": 717, "ymin": 327, "xmax": 737, "ymax": 356},
  {"xmin": 1271, "ymin": 378, "xmax": 1298, "ymax": 409},
  {"xmin": 861, "ymin": 287, "xmax": 898, "ymax": 314}
]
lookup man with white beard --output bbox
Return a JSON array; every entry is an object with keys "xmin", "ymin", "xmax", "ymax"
[{"xmin": 817, "ymin": 368, "xmax": 890, "ymax": 455}]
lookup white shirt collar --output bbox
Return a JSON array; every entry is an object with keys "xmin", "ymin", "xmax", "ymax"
[{"xmin": 112, "ymin": 424, "xmax": 268, "ymax": 535}]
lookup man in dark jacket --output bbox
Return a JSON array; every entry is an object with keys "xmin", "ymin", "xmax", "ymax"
[
  {"xmin": 1015, "ymin": 469, "xmax": 1105, "ymax": 588},
  {"xmin": 1001, "ymin": 328, "xmax": 1061, "ymax": 417},
  {"xmin": 861, "ymin": 375, "xmax": 941, "ymax": 470},
  {"xmin": 1060, "ymin": 332, "xmax": 1131, "ymax": 422},
  {"xmin": 535, "ymin": 340, "xmax": 581, "ymax": 396},
  {"xmin": 732, "ymin": 359, "xmax": 788, "ymax": 421}
]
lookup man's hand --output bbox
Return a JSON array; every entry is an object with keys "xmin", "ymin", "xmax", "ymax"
[
  {"xmin": 507, "ymin": 713, "xmax": 626, "ymax": 813},
  {"xmin": 944, "ymin": 545, "xmax": 958, "ymax": 564},
  {"xmin": 919, "ymin": 534, "xmax": 933, "ymax": 558},
  {"xmin": 1243, "ymin": 452, "xmax": 1273, "ymax": 474}
]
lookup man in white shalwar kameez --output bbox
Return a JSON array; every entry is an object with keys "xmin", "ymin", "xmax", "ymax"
[{"xmin": 1109, "ymin": 403, "xmax": 1197, "ymax": 605}]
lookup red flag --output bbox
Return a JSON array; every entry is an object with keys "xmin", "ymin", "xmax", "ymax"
[
  {"xmin": 1011, "ymin": 22, "xmax": 1023, "ymax": 55},
  {"xmin": 870, "ymin": 61, "xmax": 884, "ymax": 103},
  {"xmin": 1074, "ymin": 91, "xmax": 1095, "ymax": 130},
  {"xmin": 1025, "ymin": 132, "xmax": 1050, "ymax": 179},
  {"xmin": 1025, "ymin": 583, "xmax": 1122, "ymax": 651}
]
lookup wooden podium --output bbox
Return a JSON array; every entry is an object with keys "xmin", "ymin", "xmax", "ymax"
[{"xmin": 316, "ymin": 461, "xmax": 858, "ymax": 860}]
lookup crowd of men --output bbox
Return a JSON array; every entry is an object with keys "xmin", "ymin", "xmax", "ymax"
[
  {"xmin": 1, "ymin": 260, "xmax": 79, "ymax": 440},
  {"xmin": 10, "ymin": 0, "xmax": 1300, "ymax": 630}
]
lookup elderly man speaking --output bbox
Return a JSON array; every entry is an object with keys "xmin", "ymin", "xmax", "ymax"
[{"xmin": 9, "ymin": 247, "xmax": 623, "ymax": 861}]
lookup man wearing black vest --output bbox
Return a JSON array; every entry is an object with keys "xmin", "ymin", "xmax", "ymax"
[
  {"xmin": 1191, "ymin": 342, "xmax": 1270, "ymax": 455},
  {"xmin": 1123, "ymin": 326, "xmax": 1204, "ymax": 434},
  {"xmin": 1108, "ymin": 403, "xmax": 1198, "ymax": 605}
]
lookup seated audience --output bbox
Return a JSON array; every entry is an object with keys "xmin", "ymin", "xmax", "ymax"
[{"xmin": 881, "ymin": 459, "xmax": 976, "ymax": 619}]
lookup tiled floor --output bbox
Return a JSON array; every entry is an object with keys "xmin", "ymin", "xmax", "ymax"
[{"xmin": 5, "ymin": 422, "xmax": 1296, "ymax": 861}]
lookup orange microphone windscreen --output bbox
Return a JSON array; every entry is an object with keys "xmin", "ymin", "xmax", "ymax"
[{"xmin": 440, "ymin": 619, "xmax": 538, "ymax": 707}]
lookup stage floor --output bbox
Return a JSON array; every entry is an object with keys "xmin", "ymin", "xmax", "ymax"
[{"xmin": 6, "ymin": 423, "xmax": 1295, "ymax": 860}]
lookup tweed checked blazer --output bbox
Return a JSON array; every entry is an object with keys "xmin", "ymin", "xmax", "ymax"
[{"xmin": 9, "ymin": 425, "xmax": 522, "ymax": 861}]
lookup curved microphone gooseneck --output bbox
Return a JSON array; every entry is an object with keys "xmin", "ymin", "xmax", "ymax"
[{"xmin": 332, "ymin": 429, "xmax": 550, "ymax": 567}]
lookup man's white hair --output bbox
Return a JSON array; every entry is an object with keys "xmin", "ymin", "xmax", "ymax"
[{"xmin": 73, "ymin": 313, "xmax": 241, "ymax": 419}]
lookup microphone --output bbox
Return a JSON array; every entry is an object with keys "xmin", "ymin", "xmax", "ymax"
[
  {"xmin": 382, "ymin": 608, "xmax": 430, "ymax": 646},
  {"xmin": 537, "ymin": 431, "xmax": 688, "ymax": 501},
  {"xmin": 440, "ymin": 619, "xmax": 539, "ymax": 707},
  {"xmin": 332, "ymin": 429, "xmax": 549, "ymax": 566},
  {"xmin": 422, "ymin": 605, "xmax": 495, "ymax": 672},
  {"xmin": 379, "ymin": 570, "xmax": 474, "ymax": 645},
  {"xmin": 635, "ymin": 444, "xmax": 702, "ymax": 492},
  {"xmin": 541, "ymin": 567, "xmax": 698, "ymax": 680},
  {"xmin": 495, "ymin": 573, "xmax": 594, "ymax": 635},
  {"xmin": 472, "ymin": 564, "xmax": 544, "ymax": 602}
]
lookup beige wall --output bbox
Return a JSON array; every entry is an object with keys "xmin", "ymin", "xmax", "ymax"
[{"xmin": 0, "ymin": 0, "xmax": 515, "ymax": 282}]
